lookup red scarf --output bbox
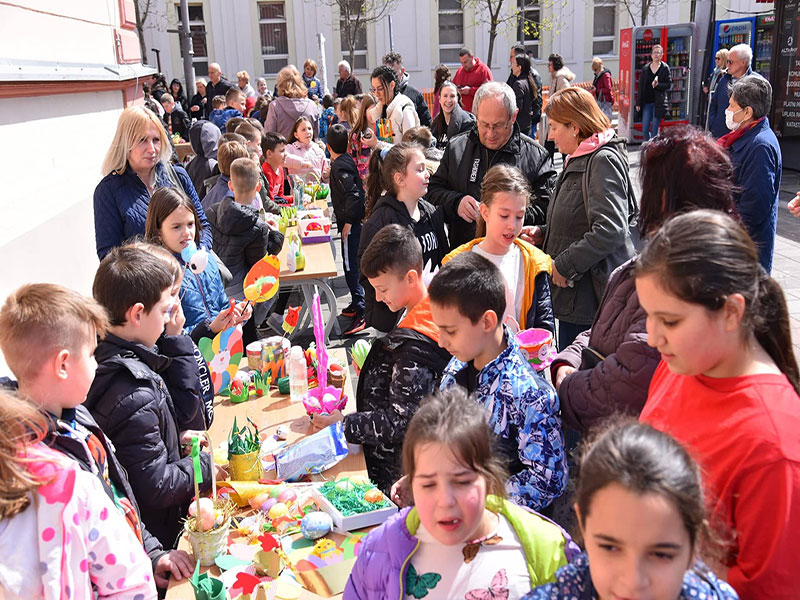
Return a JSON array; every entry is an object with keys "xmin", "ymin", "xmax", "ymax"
[{"xmin": 718, "ymin": 116, "xmax": 764, "ymax": 149}]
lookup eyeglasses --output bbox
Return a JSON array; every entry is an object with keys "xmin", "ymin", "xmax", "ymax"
[{"xmin": 477, "ymin": 120, "xmax": 512, "ymax": 133}]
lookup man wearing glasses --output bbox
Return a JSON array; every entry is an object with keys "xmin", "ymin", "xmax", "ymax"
[
  {"xmin": 708, "ymin": 43, "xmax": 762, "ymax": 138},
  {"xmin": 427, "ymin": 81, "xmax": 556, "ymax": 250}
]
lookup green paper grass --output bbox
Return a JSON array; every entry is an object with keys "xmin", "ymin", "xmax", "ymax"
[
  {"xmin": 228, "ymin": 417, "xmax": 260, "ymax": 456},
  {"xmin": 318, "ymin": 479, "xmax": 391, "ymax": 516}
]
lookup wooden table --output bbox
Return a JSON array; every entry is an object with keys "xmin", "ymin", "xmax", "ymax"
[
  {"xmin": 277, "ymin": 219, "xmax": 341, "ymax": 342},
  {"xmin": 166, "ymin": 349, "xmax": 364, "ymax": 599}
]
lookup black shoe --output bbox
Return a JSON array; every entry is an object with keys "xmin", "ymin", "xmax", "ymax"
[
  {"xmin": 340, "ymin": 304, "xmax": 357, "ymax": 318},
  {"xmin": 342, "ymin": 316, "xmax": 366, "ymax": 336}
]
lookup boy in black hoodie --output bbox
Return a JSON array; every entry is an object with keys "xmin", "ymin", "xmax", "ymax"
[
  {"xmin": 328, "ymin": 124, "xmax": 367, "ymax": 335},
  {"xmin": 0, "ymin": 282, "xmax": 197, "ymax": 587},
  {"xmin": 85, "ymin": 246, "xmax": 218, "ymax": 549}
]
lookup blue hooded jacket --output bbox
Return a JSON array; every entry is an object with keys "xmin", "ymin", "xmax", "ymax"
[{"xmin": 178, "ymin": 250, "xmax": 229, "ymax": 334}]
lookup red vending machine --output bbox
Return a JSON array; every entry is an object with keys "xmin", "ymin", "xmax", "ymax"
[{"xmin": 618, "ymin": 23, "xmax": 697, "ymax": 143}]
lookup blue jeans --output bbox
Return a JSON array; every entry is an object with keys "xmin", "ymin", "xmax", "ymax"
[
  {"xmin": 530, "ymin": 122, "xmax": 538, "ymax": 139},
  {"xmin": 641, "ymin": 103, "xmax": 660, "ymax": 141},
  {"xmin": 342, "ymin": 222, "xmax": 365, "ymax": 317}
]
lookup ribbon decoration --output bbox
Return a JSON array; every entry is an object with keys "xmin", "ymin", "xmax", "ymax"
[{"xmin": 191, "ymin": 436, "xmax": 203, "ymax": 485}]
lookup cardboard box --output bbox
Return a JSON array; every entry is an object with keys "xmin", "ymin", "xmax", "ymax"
[
  {"xmin": 312, "ymin": 487, "xmax": 397, "ymax": 533},
  {"xmin": 298, "ymin": 209, "xmax": 331, "ymax": 243}
]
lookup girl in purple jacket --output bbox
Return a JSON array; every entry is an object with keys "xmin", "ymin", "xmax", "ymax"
[{"xmin": 345, "ymin": 387, "xmax": 577, "ymax": 599}]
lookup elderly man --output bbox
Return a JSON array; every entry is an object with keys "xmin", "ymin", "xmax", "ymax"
[
  {"xmin": 452, "ymin": 48, "xmax": 493, "ymax": 113},
  {"xmin": 719, "ymin": 76, "xmax": 781, "ymax": 272},
  {"xmin": 334, "ymin": 60, "xmax": 362, "ymax": 98},
  {"xmin": 427, "ymin": 81, "xmax": 556, "ymax": 250},
  {"xmin": 382, "ymin": 51, "xmax": 431, "ymax": 126},
  {"xmin": 708, "ymin": 44, "xmax": 761, "ymax": 138},
  {"xmin": 204, "ymin": 63, "xmax": 233, "ymax": 119}
]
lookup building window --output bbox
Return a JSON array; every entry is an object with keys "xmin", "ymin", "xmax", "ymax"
[
  {"xmin": 259, "ymin": 2, "xmax": 289, "ymax": 75},
  {"xmin": 339, "ymin": 0, "xmax": 367, "ymax": 71},
  {"xmin": 439, "ymin": 0, "xmax": 464, "ymax": 65},
  {"xmin": 593, "ymin": 1, "xmax": 616, "ymax": 55},
  {"xmin": 517, "ymin": 0, "xmax": 540, "ymax": 59},
  {"xmin": 175, "ymin": 4, "xmax": 208, "ymax": 76}
]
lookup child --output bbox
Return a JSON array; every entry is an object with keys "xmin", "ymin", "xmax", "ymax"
[
  {"xmin": 160, "ymin": 93, "xmax": 191, "ymax": 141},
  {"xmin": 284, "ymin": 116, "xmax": 330, "ymax": 181},
  {"xmin": 336, "ymin": 95, "xmax": 357, "ymax": 131},
  {"xmin": 327, "ymin": 123, "xmax": 367, "ymax": 334},
  {"xmin": 346, "ymin": 387, "xmax": 578, "ymax": 599},
  {"xmin": 0, "ymin": 283, "xmax": 195, "ymax": 589},
  {"xmin": 634, "ymin": 210, "xmax": 800, "ymax": 597},
  {"xmin": 145, "ymin": 187, "xmax": 250, "ymax": 340},
  {"xmin": 358, "ymin": 142, "xmax": 448, "ymax": 332},
  {"xmin": 445, "ymin": 164, "xmax": 554, "ymax": 332},
  {"xmin": 261, "ymin": 131, "xmax": 289, "ymax": 205},
  {"xmin": 524, "ymin": 421, "xmax": 738, "ymax": 599},
  {"xmin": 207, "ymin": 94, "xmax": 226, "ymax": 124},
  {"xmin": 311, "ymin": 225, "xmax": 452, "ymax": 491},
  {"xmin": 86, "ymin": 245, "xmax": 215, "ymax": 549},
  {"xmin": 319, "ymin": 94, "xmax": 335, "ymax": 145},
  {"xmin": 210, "ymin": 87, "xmax": 246, "ymax": 132},
  {"xmin": 350, "ymin": 93, "xmax": 377, "ymax": 181},
  {"xmin": 429, "ymin": 252, "xmax": 567, "ymax": 511},
  {"xmin": 0, "ymin": 390, "xmax": 158, "ymax": 599},
  {"xmin": 235, "ymin": 121, "xmax": 281, "ymax": 215},
  {"xmin": 202, "ymin": 140, "xmax": 250, "ymax": 212}
]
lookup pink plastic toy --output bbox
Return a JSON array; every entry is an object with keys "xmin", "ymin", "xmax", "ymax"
[{"xmin": 303, "ymin": 294, "xmax": 347, "ymax": 415}]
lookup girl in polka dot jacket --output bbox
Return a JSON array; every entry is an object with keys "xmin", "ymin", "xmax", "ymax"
[{"xmin": 0, "ymin": 393, "xmax": 156, "ymax": 600}]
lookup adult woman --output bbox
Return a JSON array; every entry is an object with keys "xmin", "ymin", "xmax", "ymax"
[
  {"xmin": 237, "ymin": 70, "xmax": 257, "ymax": 98},
  {"xmin": 543, "ymin": 54, "xmax": 574, "ymax": 157},
  {"xmin": 302, "ymin": 59, "xmax": 323, "ymax": 101},
  {"xmin": 719, "ymin": 75, "xmax": 781, "ymax": 272},
  {"xmin": 432, "ymin": 63, "xmax": 452, "ymax": 118},
  {"xmin": 264, "ymin": 66, "xmax": 320, "ymax": 140},
  {"xmin": 429, "ymin": 81, "xmax": 475, "ymax": 150},
  {"xmin": 548, "ymin": 125, "xmax": 738, "ymax": 434},
  {"xmin": 534, "ymin": 87, "xmax": 637, "ymax": 349},
  {"xmin": 704, "ymin": 48, "xmax": 728, "ymax": 130},
  {"xmin": 510, "ymin": 54, "xmax": 539, "ymax": 135},
  {"xmin": 590, "ymin": 57, "xmax": 613, "ymax": 119},
  {"xmin": 93, "ymin": 106, "xmax": 211, "ymax": 259},
  {"xmin": 635, "ymin": 44, "xmax": 671, "ymax": 141},
  {"xmin": 188, "ymin": 78, "xmax": 206, "ymax": 120},
  {"xmin": 364, "ymin": 65, "xmax": 419, "ymax": 151},
  {"xmin": 169, "ymin": 78, "xmax": 188, "ymax": 112}
]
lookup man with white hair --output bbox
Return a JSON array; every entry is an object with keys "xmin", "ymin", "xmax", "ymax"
[
  {"xmin": 204, "ymin": 63, "xmax": 233, "ymax": 119},
  {"xmin": 708, "ymin": 43, "xmax": 761, "ymax": 138},
  {"xmin": 427, "ymin": 81, "xmax": 556, "ymax": 249},
  {"xmin": 334, "ymin": 60, "xmax": 362, "ymax": 98}
]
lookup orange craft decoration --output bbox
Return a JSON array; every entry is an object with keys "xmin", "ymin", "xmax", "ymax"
[{"xmin": 243, "ymin": 255, "xmax": 281, "ymax": 303}]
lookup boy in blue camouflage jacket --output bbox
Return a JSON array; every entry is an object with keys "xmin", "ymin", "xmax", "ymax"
[{"xmin": 429, "ymin": 252, "xmax": 567, "ymax": 511}]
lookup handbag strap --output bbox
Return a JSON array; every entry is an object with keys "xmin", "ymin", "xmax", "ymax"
[{"xmin": 580, "ymin": 145, "xmax": 639, "ymax": 233}]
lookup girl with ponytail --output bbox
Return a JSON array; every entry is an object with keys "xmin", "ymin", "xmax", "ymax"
[{"xmin": 634, "ymin": 209, "xmax": 800, "ymax": 598}]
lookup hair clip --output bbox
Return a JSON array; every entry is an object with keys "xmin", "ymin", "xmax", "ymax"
[{"xmin": 380, "ymin": 147, "xmax": 390, "ymax": 160}]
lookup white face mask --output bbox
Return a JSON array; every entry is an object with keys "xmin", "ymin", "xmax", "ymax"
[{"xmin": 725, "ymin": 107, "xmax": 744, "ymax": 132}]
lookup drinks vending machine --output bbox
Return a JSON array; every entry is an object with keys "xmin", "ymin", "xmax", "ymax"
[
  {"xmin": 618, "ymin": 23, "xmax": 697, "ymax": 143},
  {"xmin": 708, "ymin": 15, "xmax": 775, "ymax": 79}
]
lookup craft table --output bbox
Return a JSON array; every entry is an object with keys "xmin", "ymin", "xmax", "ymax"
[
  {"xmin": 166, "ymin": 349, "xmax": 366, "ymax": 600},
  {"xmin": 277, "ymin": 223, "xmax": 341, "ymax": 343}
]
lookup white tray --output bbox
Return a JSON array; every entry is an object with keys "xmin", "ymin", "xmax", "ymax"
[{"xmin": 312, "ymin": 487, "xmax": 397, "ymax": 533}]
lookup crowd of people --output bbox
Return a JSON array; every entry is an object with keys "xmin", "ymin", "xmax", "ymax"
[{"xmin": 0, "ymin": 44, "xmax": 798, "ymax": 600}]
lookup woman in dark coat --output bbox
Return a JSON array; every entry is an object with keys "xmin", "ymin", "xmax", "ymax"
[
  {"xmin": 429, "ymin": 81, "xmax": 475, "ymax": 150},
  {"xmin": 170, "ymin": 78, "xmax": 188, "ymax": 112},
  {"xmin": 635, "ymin": 44, "xmax": 671, "ymax": 141},
  {"xmin": 510, "ymin": 54, "xmax": 540, "ymax": 135}
]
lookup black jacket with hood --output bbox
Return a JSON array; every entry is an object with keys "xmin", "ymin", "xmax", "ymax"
[
  {"xmin": 430, "ymin": 103, "xmax": 476, "ymax": 150},
  {"xmin": 186, "ymin": 120, "xmax": 221, "ymax": 201},
  {"xmin": 84, "ymin": 333, "xmax": 213, "ymax": 549},
  {"xmin": 398, "ymin": 73, "xmax": 432, "ymax": 127},
  {"xmin": 427, "ymin": 123, "xmax": 556, "ymax": 250},
  {"xmin": 357, "ymin": 194, "xmax": 448, "ymax": 332}
]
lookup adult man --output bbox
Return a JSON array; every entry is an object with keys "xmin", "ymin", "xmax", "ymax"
[
  {"xmin": 427, "ymin": 81, "xmax": 556, "ymax": 250},
  {"xmin": 382, "ymin": 51, "xmax": 432, "ymax": 126},
  {"xmin": 452, "ymin": 48, "xmax": 493, "ymax": 113},
  {"xmin": 334, "ymin": 60, "xmax": 362, "ymax": 98},
  {"xmin": 204, "ymin": 63, "xmax": 234, "ymax": 119},
  {"xmin": 708, "ymin": 44, "xmax": 761, "ymax": 138}
]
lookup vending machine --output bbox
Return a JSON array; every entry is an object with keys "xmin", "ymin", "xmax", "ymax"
[
  {"xmin": 708, "ymin": 15, "xmax": 775, "ymax": 79},
  {"xmin": 753, "ymin": 14, "xmax": 775, "ymax": 77},
  {"xmin": 618, "ymin": 23, "xmax": 696, "ymax": 143}
]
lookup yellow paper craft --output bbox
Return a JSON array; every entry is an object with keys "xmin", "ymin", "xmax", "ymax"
[
  {"xmin": 243, "ymin": 255, "xmax": 281, "ymax": 303},
  {"xmin": 217, "ymin": 481, "xmax": 283, "ymax": 507}
]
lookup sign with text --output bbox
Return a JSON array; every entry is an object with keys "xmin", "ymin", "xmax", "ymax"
[{"xmin": 773, "ymin": 0, "xmax": 800, "ymax": 137}]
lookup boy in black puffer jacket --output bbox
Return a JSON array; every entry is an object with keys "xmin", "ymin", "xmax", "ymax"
[
  {"xmin": 85, "ymin": 246, "xmax": 218, "ymax": 549},
  {"xmin": 310, "ymin": 225, "xmax": 451, "ymax": 493}
]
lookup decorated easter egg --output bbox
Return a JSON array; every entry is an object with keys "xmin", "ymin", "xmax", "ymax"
[
  {"xmin": 188, "ymin": 497, "xmax": 216, "ymax": 530},
  {"xmin": 348, "ymin": 474, "xmax": 371, "ymax": 486},
  {"xmin": 260, "ymin": 497, "xmax": 278, "ymax": 513},
  {"xmin": 322, "ymin": 392, "xmax": 337, "ymax": 405},
  {"xmin": 275, "ymin": 425, "xmax": 289, "ymax": 440},
  {"xmin": 335, "ymin": 479, "xmax": 354, "ymax": 492},
  {"xmin": 268, "ymin": 502, "xmax": 289, "ymax": 519},
  {"xmin": 278, "ymin": 489, "xmax": 297, "ymax": 504},
  {"xmin": 269, "ymin": 485, "xmax": 285, "ymax": 499},
  {"xmin": 300, "ymin": 511, "xmax": 333, "ymax": 540},
  {"xmin": 249, "ymin": 493, "xmax": 270, "ymax": 510},
  {"xmin": 364, "ymin": 488, "xmax": 383, "ymax": 503}
]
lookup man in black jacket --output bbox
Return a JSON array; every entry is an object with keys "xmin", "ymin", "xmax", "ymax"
[
  {"xmin": 334, "ymin": 60, "xmax": 363, "ymax": 98},
  {"xmin": 383, "ymin": 52, "xmax": 432, "ymax": 127},
  {"xmin": 205, "ymin": 62, "xmax": 234, "ymax": 119},
  {"xmin": 427, "ymin": 81, "xmax": 556, "ymax": 250}
]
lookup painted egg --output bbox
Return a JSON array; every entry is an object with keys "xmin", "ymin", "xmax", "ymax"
[
  {"xmin": 268, "ymin": 502, "xmax": 289, "ymax": 520},
  {"xmin": 364, "ymin": 488, "xmax": 383, "ymax": 503},
  {"xmin": 348, "ymin": 474, "xmax": 371, "ymax": 486},
  {"xmin": 335, "ymin": 479, "xmax": 354, "ymax": 492},
  {"xmin": 300, "ymin": 511, "xmax": 333, "ymax": 540},
  {"xmin": 275, "ymin": 425, "xmax": 289, "ymax": 440},
  {"xmin": 188, "ymin": 497, "xmax": 216, "ymax": 530},
  {"xmin": 259, "ymin": 497, "xmax": 278, "ymax": 513},
  {"xmin": 269, "ymin": 485, "xmax": 285, "ymax": 499},
  {"xmin": 278, "ymin": 489, "xmax": 297, "ymax": 504},
  {"xmin": 249, "ymin": 493, "xmax": 270, "ymax": 510}
]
